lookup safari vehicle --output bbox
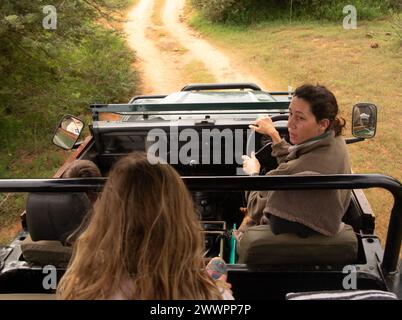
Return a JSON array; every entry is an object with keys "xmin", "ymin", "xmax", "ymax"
[{"xmin": 0, "ymin": 83, "xmax": 401, "ymax": 300}]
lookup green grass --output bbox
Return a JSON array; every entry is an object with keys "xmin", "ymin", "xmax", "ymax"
[
  {"xmin": 0, "ymin": 146, "xmax": 69, "ymax": 245},
  {"xmin": 0, "ymin": 194, "xmax": 26, "ymax": 245},
  {"xmin": 182, "ymin": 60, "xmax": 216, "ymax": 84},
  {"xmin": 188, "ymin": 12, "xmax": 402, "ymax": 250},
  {"xmin": 0, "ymin": 2, "xmax": 140, "ymax": 245}
]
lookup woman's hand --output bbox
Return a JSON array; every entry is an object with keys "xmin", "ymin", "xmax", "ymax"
[
  {"xmin": 241, "ymin": 152, "xmax": 261, "ymax": 175},
  {"xmin": 233, "ymin": 229, "xmax": 245, "ymax": 242},
  {"xmin": 249, "ymin": 115, "xmax": 281, "ymax": 144}
]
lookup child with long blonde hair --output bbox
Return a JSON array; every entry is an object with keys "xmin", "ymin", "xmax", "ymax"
[{"xmin": 57, "ymin": 152, "xmax": 230, "ymax": 299}]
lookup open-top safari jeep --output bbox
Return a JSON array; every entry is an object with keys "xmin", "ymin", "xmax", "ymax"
[{"xmin": 0, "ymin": 83, "xmax": 401, "ymax": 300}]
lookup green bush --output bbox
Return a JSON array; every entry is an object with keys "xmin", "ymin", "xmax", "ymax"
[
  {"xmin": 0, "ymin": 0, "xmax": 139, "ymax": 176},
  {"xmin": 292, "ymin": 0, "xmax": 395, "ymax": 20},
  {"xmin": 191, "ymin": 0, "xmax": 251, "ymax": 23},
  {"xmin": 191, "ymin": 0, "xmax": 400, "ymax": 24},
  {"xmin": 390, "ymin": 0, "xmax": 402, "ymax": 10}
]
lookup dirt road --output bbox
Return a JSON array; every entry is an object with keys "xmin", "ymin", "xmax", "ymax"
[{"xmin": 124, "ymin": 0, "xmax": 274, "ymax": 94}]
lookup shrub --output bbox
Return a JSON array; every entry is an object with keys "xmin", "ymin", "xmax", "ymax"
[
  {"xmin": 191, "ymin": 0, "xmax": 400, "ymax": 24},
  {"xmin": 191, "ymin": 0, "xmax": 250, "ymax": 23},
  {"xmin": 0, "ymin": 0, "xmax": 139, "ymax": 168}
]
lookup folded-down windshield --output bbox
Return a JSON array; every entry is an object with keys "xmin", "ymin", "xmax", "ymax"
[{"xmin": 91, "ymin": 90, "xmax": 291, "ymax": 123}]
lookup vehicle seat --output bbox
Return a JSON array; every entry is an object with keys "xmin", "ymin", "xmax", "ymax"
[
  {"xmin": 21, "ymin": 192, "xmax": 91, "ymax": 266},
  {"xmin": 21, "ymin": 235, "xmax": 73, "ymax": 267},
  {"xmin": 286, "ymin": 289, "xmax": 397, "ymax": 300},
  {"xmin": 237, "ymin": 224, "xmax": 357, "ymax": 265}
]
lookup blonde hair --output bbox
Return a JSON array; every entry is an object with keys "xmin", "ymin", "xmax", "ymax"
[{"xmin": 57, "ymin": 152, "xmax": 221, "ymax": 300}]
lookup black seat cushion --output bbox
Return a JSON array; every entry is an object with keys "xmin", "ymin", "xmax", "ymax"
[
  {"xmin": 26, "ymin": 192, "xmax": 91, "ymax": 244},
  {"xmin": 238, "ymin": 224, "xmax": 358, "ymax": 265}
]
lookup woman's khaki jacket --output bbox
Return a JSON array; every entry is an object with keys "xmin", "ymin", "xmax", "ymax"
[{"xmin": 246, "ymin": 130, "xmax": 351, "ymax": 236}]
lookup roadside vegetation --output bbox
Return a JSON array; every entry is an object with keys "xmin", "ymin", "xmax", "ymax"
[
  {"xmin": 191, "ymin": 0, "xmax": 400, "ymax": 24},
  {"xmin": 0, "ymin": 0, "xmax": 139, "ymax": 244},
  {"xmin": 187, "ymin": 0, "xmax": 402, "ymax": 249}
]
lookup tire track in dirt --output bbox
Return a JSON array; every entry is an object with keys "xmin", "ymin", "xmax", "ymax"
[
  {"xmin": 125, "ymin": 0, "xmax": 277, "ymax": 94},
  {"xmin": 124, "ymin": 0, "xmax": 184, "ymax": 94},
  {"xmin": 162, "ymin": 0, "xmax": 265, "ymax": 86}
]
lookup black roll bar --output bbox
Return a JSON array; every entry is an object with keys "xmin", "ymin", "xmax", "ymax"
[
  {"xmin": 181, "ymin": 83, "xmax": 262, "ymax": 91},
  {"xmin": 0, "ymin": 174, "xmax": 401, "ymax": 274}
]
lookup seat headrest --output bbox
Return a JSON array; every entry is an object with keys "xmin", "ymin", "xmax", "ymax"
[{"xmin": 26, "ymin": 193, "xmax": 91, "ymax": 244}]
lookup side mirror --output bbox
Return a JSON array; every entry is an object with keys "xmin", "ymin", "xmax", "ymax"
[
  {"xmin": 352, "ymin": 103, "xmax": 377, "ymax": 139},
  {"xmin": 52, "ymin": 115, "xmax": 84, "ymax": 150}
]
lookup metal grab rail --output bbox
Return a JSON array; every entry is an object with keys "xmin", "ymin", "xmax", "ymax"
[
  {"xmin": 0, "ymin": 174, "xmax": 401, "ymax": 274},
  {"xmin": 181, "ymin": 83, "xmax": 262, "ymax": 91},
  {"xmin": 129, "ymin": 94, "xmax": 167, "ymax": 104}
]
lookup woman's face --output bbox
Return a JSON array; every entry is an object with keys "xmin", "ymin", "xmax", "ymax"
[{"xmin": 287, "ymin": 96, "xmax": 329, "ymax": 145}]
